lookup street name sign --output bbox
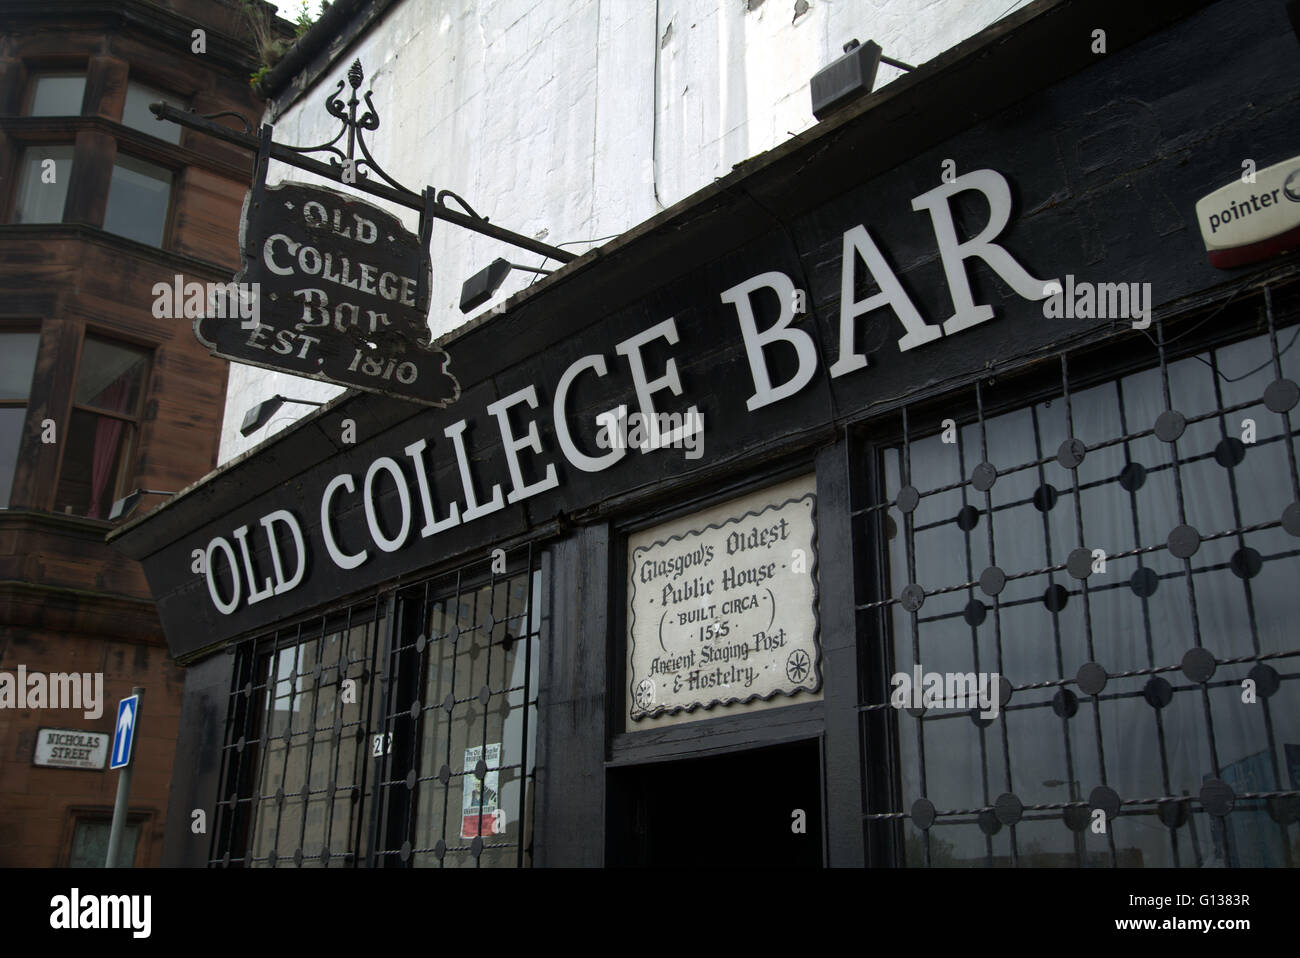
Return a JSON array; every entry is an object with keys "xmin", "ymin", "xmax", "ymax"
[{"xmin": 34, "ymin": 728, "xmax": 110, "ymax": 770}]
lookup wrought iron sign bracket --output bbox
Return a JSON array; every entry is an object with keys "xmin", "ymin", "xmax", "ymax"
[{"xmin": 151, "ymin": 59, "xmax": 577, "ymax": 265}]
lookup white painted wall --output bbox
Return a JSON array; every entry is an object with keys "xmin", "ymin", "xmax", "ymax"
[{"xmin": 220, "ymin": 0, "xmax": 1027, "ymax": 462}]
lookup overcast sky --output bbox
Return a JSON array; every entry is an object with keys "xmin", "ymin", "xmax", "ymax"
[{"xmin": 270, "ymin": 0, "xmax": 325, "ymax": 22}]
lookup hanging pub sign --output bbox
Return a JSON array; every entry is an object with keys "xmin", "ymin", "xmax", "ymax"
[
  {"xmin": 625, "ymin": 475, "xmax": 821, "ymax": 725},
  {"xmin": 167, "ymin": 59, "xmax": 582, "ymax": 408},
  {"xmin": 197, "ymin": 181, "xmax": 459, "ymax": 406}
]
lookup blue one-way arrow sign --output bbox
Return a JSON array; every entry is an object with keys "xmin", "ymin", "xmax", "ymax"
[{"xmin": 110, "ymin": 694, "xmax": 139, "ymax": 770}]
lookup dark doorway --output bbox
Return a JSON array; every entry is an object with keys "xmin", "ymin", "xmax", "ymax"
[{"xmin": 607, "ymin": 738, "xmax": 823, "ymax": 867}]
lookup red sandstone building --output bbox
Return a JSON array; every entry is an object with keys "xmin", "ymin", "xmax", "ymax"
[{"xmin": 0, "ymin": 0, "xmax": 282, "ymax": 866}]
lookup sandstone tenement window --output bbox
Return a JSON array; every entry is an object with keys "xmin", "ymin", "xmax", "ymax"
[
  {"xmin": 26, "ymin": 72, "xmax": 86, "ymax": 117},
  {"xmin": 11, "ymin": 145, "xmax": 74, "ymax": 225},
  {"xmin": 103, "ymin": 153, "xmax": 172, "ymax": 248},
  {"xmin": 0, "ymin": 329, "xmax": 40, "ymax": 508},
  {"xmin": 53, "ymin": 333, "xmax": 151, "ymax": 520},
  {"xmin": 121, "ymin": 80, "xmax": 185, "ymax": 145}
]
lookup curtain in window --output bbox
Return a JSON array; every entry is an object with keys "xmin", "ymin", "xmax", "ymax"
[{"xmin": 87, "ymin": 375, "xmax": 130, "ymax": 519}]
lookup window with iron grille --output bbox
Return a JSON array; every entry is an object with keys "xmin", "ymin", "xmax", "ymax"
[
  {"xmin": 211, "ymin": 544, "xmax": 542, "ymax": 868},
  {"xmin": 378, "ymin": 549, "xmax": 541, "ymax": 868},
  {"xmin": 856, "ymin": 287, "xmax": 1300, "ymax": 867},
  {"xmin": 212, "ymin": 599, "xmax": 385, "ymax": 867}
]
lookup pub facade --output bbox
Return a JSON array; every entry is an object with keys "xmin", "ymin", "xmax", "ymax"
[{"xmin": 112, "ymin": 0, "xmax": 1300, "ymax": 867}]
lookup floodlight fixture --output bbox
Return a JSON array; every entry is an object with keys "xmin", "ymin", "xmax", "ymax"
[
  {"xmin": 108, "ymin": 488, "xmax": 175, "ymax": 521},
  {"xmin": 240, "ymin": 394, "xmax": 326, "ymax": 437},
  {"xmin": 459, "ymin": 257, "xmax": 554, "ymax": 313},
  {"xmin": 811, "ymin": 39, "xmax": 914, "ymax": 121}
]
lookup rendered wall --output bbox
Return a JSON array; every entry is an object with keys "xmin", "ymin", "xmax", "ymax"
[{"xmin": 220, "ymin": 0, "xmax": 1021, "ymax": 462}]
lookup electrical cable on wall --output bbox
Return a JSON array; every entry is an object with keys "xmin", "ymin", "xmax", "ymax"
[
  {"xmin": 527, "ymin": 233, "xmax": 623, "ymax": 286},
  {"xmin": 652, "ymin": 0, "xmax": 666, "ymax": 210}
]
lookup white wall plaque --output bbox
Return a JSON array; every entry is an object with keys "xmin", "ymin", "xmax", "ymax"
[
  {"xmin": 626, "ymin": 474, "xmax": 820, "ymax": 725},
  {"xmin": 33, "ymin": 728, "xmax": 109, "ymax": 770}
]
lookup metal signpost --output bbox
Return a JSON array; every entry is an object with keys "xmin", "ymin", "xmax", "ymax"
[
  {"xmin": 151, "ymin": 59, "xmax": 578, "ymax": 406},
  {"xmin": 105, "ymin": 688, "xmax": 143, "ymax": 868}
]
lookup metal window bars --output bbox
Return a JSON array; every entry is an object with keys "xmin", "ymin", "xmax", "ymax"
[
  {"xmin": 371, "ymin": 543, "xmax": 541, "ymax": 868},
  {"xmin": 210, "ymin": 543, "xmax": 543, "ymax": 868},
  {"xmin": 852, "ymin": 283, "xmax": 1300, "ymax": 867},
  {"xmin": 211, "ymin": 596, "xmax": 385, "ymax": 867}
]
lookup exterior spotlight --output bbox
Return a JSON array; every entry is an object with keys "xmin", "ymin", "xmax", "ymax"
[
  {"xmin": 459, "ymin": 258, "xmax": 553, "ymax": 313},
  {"xmin": 240, "ymin": 395, "xmax": 325, "ymax": 437},
  {"xmin": 109, "ymin": 489, "xmax": 175, "ymax": 521},
  {"xmin": 810, "ymin": 39, "xmax": 915, "ymax": 121}
]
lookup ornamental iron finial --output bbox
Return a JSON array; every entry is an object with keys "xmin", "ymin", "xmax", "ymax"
[{"xmin": 278, "ymin": 60, "xmax": 410, "ymax": 195}]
